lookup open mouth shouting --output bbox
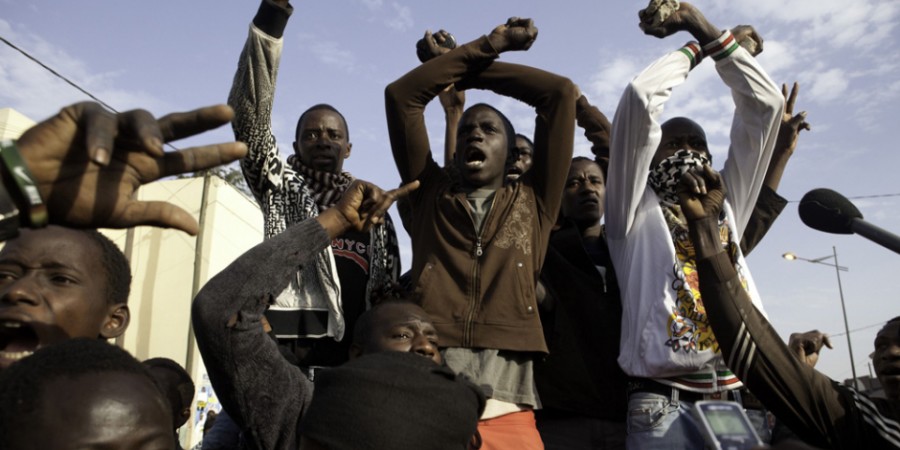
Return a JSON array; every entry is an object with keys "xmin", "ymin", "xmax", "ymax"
[
  {"xmin": 0, "ymin": 318, "xmax": 40, "ymax": 369},
  {"xmin": 464, "ymin": 147, "xmax": 488, "ymax": 170}
]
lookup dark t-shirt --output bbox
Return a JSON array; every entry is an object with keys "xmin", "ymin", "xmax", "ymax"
[{"xmin": 281, "ymin": 228, "xmax": 372, "ymax": 368}]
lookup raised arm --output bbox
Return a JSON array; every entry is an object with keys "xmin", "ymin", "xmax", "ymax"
[
  {"xmin": 228, "ymin": 0, "xmax": 293, "ymax": 201},
  {"xmin": 192, "ymin": 179, "xmax": 416, "ymax": 448},
  {"xmin": 414, "ymin": 30, "xmax": 467, "ymax": 167},
  {"xmin": 385, "ymin": 18, "xmax": 537, "ymax": 184},
  {"xmin": 575, "ymin": 95, "xmax": 612, "ymax": 177},
  {"xmin": 740, "ymin": 82, "xmax": 809, "ymax": 254},
  {"xmin": 12, "ymin": 102, "xmax": 246, "ymax": 236},
  {"xmin": 677, "ymin": 167, "xmax": 898, "ymax": 449}
]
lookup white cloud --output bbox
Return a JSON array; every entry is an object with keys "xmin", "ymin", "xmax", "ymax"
[
  {"xmin": 0, "ymin": 19, "xmax": 164, "ymax": 120},
  {"xmin": 359, "ymin": 0, "xmax": 383, "ymax": 10},
  {"xmin": 587, "ymin": 56, "xmax": 642, "ymax": 110},
  {"xmin": 385, "ymin": 3, "xmax": 414, "ymax": 32},
  {"xmin": 806, "ymin": 68, "xmax": 849, "ymax": 103},
  {"xmin": 308, "ymin": 41, "xmax": 357, "ymax": 74}
]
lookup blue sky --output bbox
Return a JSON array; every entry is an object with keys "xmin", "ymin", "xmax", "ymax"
[{"xmin": 2, "ymin": 0, "xmax": 899, "ymax": 383}]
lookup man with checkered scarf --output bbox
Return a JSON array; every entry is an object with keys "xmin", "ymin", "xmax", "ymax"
[{"xmin": 227, "ymin": 0, "xmax": 400, "ymax": 371}]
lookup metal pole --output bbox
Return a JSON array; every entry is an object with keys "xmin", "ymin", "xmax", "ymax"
[
  {"xmin": 187, "ymin": 172, "xmax": 212, "ymax": 372},
  {"xmin": 833, "ymin": 246, "xmax": 858, "ymax": 388}
]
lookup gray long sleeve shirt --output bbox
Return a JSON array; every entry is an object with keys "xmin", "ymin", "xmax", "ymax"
[{"xmin": 192, "ymin": 218, "xmax": 327, "ymax": 450}]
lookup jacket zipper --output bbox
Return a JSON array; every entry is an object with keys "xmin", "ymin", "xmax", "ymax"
[{"xmin": 459, "ymin": 194, "xmax": 494, "ymax": 347}]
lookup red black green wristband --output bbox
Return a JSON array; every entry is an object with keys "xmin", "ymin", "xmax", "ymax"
[
  {"xmin": 0, "ymin": 139, "xmax": 47, "ymax": 228},
  {"xmin": 703, "ymin": 30, "xmax": 739, "ymax": 62}
]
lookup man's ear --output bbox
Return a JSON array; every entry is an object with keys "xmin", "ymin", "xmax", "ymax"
[
  {"xmin": 343, "ymin": 142, "xmax": 352, "ymax": 159},
  {"xmin": 100, "ymin": 303, "xmax": 130, "ymax": 339},
  {"xmin": 293, "ymin": 141, "xmax": 300, "ymax": 154},
  {"xmin": 348, "ymin": 342, "xmax": 363, "ymax": 360},
  {"xmin": 178, "ymin": 407, "xmax": 192, "ymax": 428}
]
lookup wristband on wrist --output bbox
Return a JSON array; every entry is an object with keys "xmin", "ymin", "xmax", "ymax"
[
  {"xmin": 679, "ymin": 41, "xmax": 704, "ymax": 69},
  {"xmin": 0, "ymin": 139, "xmax": 47, "ymax": 228},
  {"xmin": 702, "ymin": 30, "xmax": 739, "ymax": 61},
  {"xmin": 0, "ymin": 174, "xmax": 21, "ymax": 241}
]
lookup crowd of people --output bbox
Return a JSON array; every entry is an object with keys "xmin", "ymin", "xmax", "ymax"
[{"xmin": 0, "ymin": 0, "xmax": 897, "ymax": 449}]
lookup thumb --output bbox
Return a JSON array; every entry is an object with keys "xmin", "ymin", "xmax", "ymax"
[{"xmin": 822, "ymin": 335, "xmax": 833, "ymax": 349}]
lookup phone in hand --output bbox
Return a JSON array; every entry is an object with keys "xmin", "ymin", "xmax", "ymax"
[{"xmin": 691, "ymin": 400, "xmax": 763, "ymax": 450}]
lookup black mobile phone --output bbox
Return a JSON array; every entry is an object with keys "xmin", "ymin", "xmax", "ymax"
[{"xmin": 691, "ymin": 400, "xmax": 763, "ymax": 450}]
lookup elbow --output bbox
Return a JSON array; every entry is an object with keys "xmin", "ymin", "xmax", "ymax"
[
  {"xmin": 549, "ymin": 76, "xmax": 578, "ymax": 108},
  {"xmin": 384, "ymin": 81, "xmax": 407, "ymax": 113},
  {"xmin": 191, "ymin": 287, "xmax": 218, "ymax": 335}
]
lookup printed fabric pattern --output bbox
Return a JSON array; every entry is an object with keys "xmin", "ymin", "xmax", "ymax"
[{"xmin": 663, "ymin": 205, "xmax": 745, "ymax": 355}]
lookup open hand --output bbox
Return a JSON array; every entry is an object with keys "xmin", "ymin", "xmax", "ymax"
[
  {"xmin": 333, "ymin": 180, "xmax": 420, "ymax": 232},
  {"xmin": 16, "ymin": 102, "xmax": 247, "ymax": 235},
  {"xmin": 775, "ymin": 82, "xmax": 811, "ymax": 158}
]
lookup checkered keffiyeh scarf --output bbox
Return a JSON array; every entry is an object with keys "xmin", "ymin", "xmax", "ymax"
[
  {"xmin": 647, "ymin": 149, "xmax": 711, "ymax": 206},
  {"xmin": 287, "ymin": 154, "xmax": 398, "ymax": 308},
  {"xmin": 289, "ymin": 155, "xmax": 355, "ymax": 212}
]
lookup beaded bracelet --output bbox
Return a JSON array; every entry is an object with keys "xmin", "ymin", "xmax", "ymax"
[{"xmin": 0, "ymin": 139, "xmax": 47, "ymax": 228}]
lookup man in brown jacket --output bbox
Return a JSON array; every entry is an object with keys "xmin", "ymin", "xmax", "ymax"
[{"xmin": 385, "ymin": 19, "xmax": 576, "ymax": 449}]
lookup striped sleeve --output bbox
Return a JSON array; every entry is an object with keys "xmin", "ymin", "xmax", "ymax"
[
  {"xmin": 702, "ymin": 30, "xmax": 739, "ymax": 61},
  {"xmin": 697, "ymin": 250, "xmax": 900, "ymax": 449}
]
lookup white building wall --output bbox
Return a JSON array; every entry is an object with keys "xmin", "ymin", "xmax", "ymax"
[{"xmin": 102, "ymin": 175, "xmax": 263, "ymax": 448}]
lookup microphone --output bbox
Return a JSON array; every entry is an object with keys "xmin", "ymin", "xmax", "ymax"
[{"xmin": 799, "ymin": 188, "xmax": 900, "ymax": 254}]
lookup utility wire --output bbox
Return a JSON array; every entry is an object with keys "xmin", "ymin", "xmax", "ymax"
[
  {"xmin": 830, "ymin": 321, "xmax": 887, "ymax": 338},
  {"xmin": 0, "ymin": 33, "xmax": 187, "ymax": 151},
  {"xmin": 0, "ymin": 34, "xmax": 118, "ymax": 113}
]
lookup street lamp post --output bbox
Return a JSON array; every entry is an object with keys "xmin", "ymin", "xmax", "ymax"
[{"xmin": 782, "ymin": 246, "xmax": 858, "ymax": 388}]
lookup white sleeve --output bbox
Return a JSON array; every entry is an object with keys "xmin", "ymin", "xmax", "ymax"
[{"xmin": 606, "ymin": 45, "xmax": 700, "ymax": 240}]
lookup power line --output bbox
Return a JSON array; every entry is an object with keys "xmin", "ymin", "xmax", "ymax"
[
  {"xmin": 830, "ymin": 320, "xmax": 887, "ymax": 338},
  {"xmin": 0, "ymin": 34, "xmax": 118, "ymax": 113},
  {"xmin": 1, "ymin": 33, "xmax": 183, "ymax": 151}
]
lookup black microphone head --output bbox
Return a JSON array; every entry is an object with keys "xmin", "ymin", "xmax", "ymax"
[{"xmin": 799, "ymin": 188, "xmax": 863, "ymax": 234}]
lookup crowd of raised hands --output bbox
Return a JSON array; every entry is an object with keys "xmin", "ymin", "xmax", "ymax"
[{"xmin": 3, "ymin": 1, "xmax": 897, "ymax": 450}]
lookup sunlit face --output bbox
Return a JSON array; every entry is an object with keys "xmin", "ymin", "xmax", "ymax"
[
  {"xmin": 294, "ymin": 108, "xmax": 352, "ymax": 174},
  {"xmin": 506, "ymin": 135, "xmax": 534, "ymax": 182},
  {"xmin": 561, "ymin": 159, "xmax": 606, "ymax": 227},
  {"xmin": 454, "ymin": 106, "xmax": 510, "ymax": 190},
  {"xmin": 15, "ymin": 372, "xmax": 175, "ymax": 450},
  {"xmin": 361, "ymin": 303, "xmax": 441, "ymax": 365},
  {"xmin": 873, "ymin": 320, "xmax": 900, "ymax": 401},
  {"xmin": 0, "ymin": 227, "xmax": 125, "ymax": 370},
  {"xmin": 652, "ymin": 117, "xmax": 710, "ymax": 170}
]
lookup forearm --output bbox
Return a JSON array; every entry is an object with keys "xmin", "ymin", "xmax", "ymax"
[
  {"xmin": 762, "ymin": 150, "xmax": 791, "ymax": 191},
  {"xmin": 443, "ymin": 107, "xmax": 462, "ymax": 167},
  {"xmin": 606, "ymin": 45, "xmax": 698, "ymax": 239},
  {"xmin": 739, "ymin": 185, "xmax": 787, "ymax": 255},
  {"xmin": 696, "ymin": 250, "xmax": 849, "ymax": 449},
  {"xmin": 385, "ymin": 36, "xmax": 499, "ymax": 182},
  {"xmin": 715, "ymin": 32, "xmax": 784, "ymax": 229},
  {"xmin": 229, "ymin": 1, "xmax": 292, "ymax": 197},
  {"xmin": 576, "ymin": 95, "xmax": 611, "ymax": 165},
  {"xmin": 684, "ymin": 8, "xmax": 723, "ymax": 47},
  {"xmin": 192, "ymin": 218, "xmax": 327, "ymax": 435}
]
